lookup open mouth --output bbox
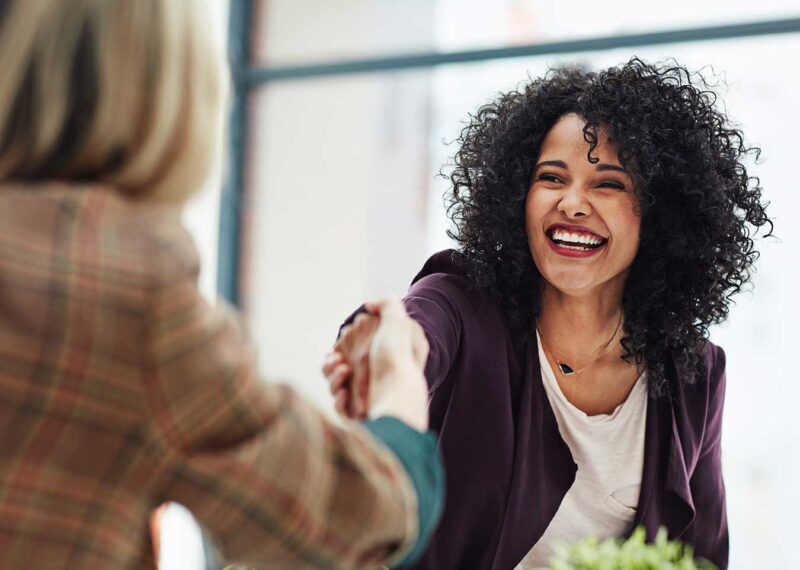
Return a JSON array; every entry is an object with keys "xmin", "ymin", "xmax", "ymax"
[{"xmin": 546, "ymin": 227, "xmax": 608, "ymax": 253}]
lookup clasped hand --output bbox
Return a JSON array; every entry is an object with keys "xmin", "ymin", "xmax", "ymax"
[{"xmin": 322, "ymin": 298, "xmax": 430, "ymax": 432}]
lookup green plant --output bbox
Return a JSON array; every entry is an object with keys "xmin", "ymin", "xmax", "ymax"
[{"xmin": 549, "ymin": 527, "xmax": 718, "ymax": 570}]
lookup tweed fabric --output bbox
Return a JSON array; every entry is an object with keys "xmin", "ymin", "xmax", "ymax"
[{"xmin": 0, "ymin": 183, "xmax": 418, "ymax": 569}]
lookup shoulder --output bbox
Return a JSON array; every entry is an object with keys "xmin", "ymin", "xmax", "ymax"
[
  {"xmin": 671, "ymin": 340, "xmax": 727, "ymax": 437},
  {"xmin": 657, "ymin": 340, "xmax": 729, "ymax": 477},
  {"xmin": 407, "ymin": 249, "xmax": 500, "ymax": 320},
  {"xmin": 703, "ymin": 341, "xmax": 726, "ymax": 384},
  {"xmin": 106, "ymin": 194, "xmax": 199, "ymax": 288},
  {"xmin": 409, "ymin": 250, "xmax": 469, "ymax": 294},
  {"xmin": 690, "ymin": 340, "xmax": 727, "ymax": 404},
  {"xmin": 0, "ymin": 184, "xmax": 205, "ymax": 388},
  {"xmin": 702, "ymin": 341, "xmax": 727, "ymax": 412},
  {"xmin": 86, "ymin": 188, "xmax": 201, "ymax": 297},
  {"xmin": 673, "ymin": 341, "xmax": 726, "ymax": 397},
  {"xmin": 0, "ymin": 182, "xmax": 200, "ymax": 298}
]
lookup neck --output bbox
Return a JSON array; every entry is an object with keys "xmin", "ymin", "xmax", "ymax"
[{"xmin": 537, "ymin": 282, "xmax": 624, "ymax": 363}]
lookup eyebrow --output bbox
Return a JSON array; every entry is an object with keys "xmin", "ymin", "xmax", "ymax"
[
  {"xmin": 595, "ymin": 163, "xmax": 628, "ymax": 174},
  {"xmin": 534, "ymin": 160, "xmax": 628, "ymax": 174},
  {"xmin": 535, "ymin": 160, "xmax": 567, "ymax": 170}
]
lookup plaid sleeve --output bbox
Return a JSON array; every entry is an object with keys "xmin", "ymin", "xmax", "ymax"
[
  {"xmin": 142, "ymin": 229, "xmax": 419, "ymax": 570},
  {"xmin": 362, "ymin": 418, "xmax": 444, "ymax": 568}
]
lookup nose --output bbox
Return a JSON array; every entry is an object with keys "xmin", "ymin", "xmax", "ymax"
[{"xmin": 557, "ymin": 183, "xmax": 591, "ymax": 218}]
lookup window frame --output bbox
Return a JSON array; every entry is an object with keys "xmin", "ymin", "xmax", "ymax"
[{"xmin": 218, "ymin": 7, "xmax": 800, "ymax": 305}]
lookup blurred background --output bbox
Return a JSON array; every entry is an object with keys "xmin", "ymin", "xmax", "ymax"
[{"xmin": 170, "ymin": 1, "xmax": 800, "ymax": 568}]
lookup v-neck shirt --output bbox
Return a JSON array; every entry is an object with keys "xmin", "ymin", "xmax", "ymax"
[{"xmin": 516, "ymin": 332, "xmax": 648, "ymax": 569}]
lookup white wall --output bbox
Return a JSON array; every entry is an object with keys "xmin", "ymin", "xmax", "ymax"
[{"xmin": 244, "ymin": 0, "xmax": 437, "ymax": 411}]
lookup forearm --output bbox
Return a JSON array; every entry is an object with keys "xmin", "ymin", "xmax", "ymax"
[
  {"xmin": 148, "ymin": 282, "xmax": 425, "ymax": 568},
  {"xmin": 363, "ymin": 417, "xmax": 444, "ymax": 568},
  {"xmin": 162, "ymin": 384, "xmax": 424, "ymax": 570}
]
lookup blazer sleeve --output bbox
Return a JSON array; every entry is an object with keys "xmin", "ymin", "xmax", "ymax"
[
  {"xmin": 339, "ymin": 273, "xmax": 464, "ymax": 395},
  {"xmin": 686, "ymin": 344, "xmax": 729, "ymax": 569},
  {"xmin": 142, "ymin": 230, "xmax": 423, "ymax": 570},
  {"xmin": 404, "ymin": 274, "xmax": 464, "ymax": 394}
]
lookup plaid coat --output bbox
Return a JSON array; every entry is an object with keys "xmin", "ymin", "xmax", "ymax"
[{"xmin": 0, "ymin": 184, "xmax": 419, "ymax": 569}]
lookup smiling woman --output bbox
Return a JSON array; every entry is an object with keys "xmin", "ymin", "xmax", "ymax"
[
  {"xmin": 327, "ymin": 57, "xmax": 772, "ymax": 570},
  {"xmin": 446, "ymin": 59, "xmax": 772, "ymax": 398},
  {"xmin": 527, "ymin": 114, "xmax": 641, "ymax": 293},
  {"xmin": 527, "ymin": 114, "xmax": 642, "ymax": 393}
]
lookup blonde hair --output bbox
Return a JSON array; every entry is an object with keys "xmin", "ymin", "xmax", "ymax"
[{"xmin": 0, "ymin": 0, "xmax": 227, "ymax": 201}]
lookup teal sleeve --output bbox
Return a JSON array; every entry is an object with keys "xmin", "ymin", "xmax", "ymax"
[{"xmin": 363, "ymin": 417, "xmax": 444, "ymax": 568}]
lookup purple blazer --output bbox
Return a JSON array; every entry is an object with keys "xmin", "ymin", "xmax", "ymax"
[{"xmin": 347, "ymin": 250, "xmax": 728, "ymax": 569}]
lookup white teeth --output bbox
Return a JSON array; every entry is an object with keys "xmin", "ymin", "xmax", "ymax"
[{"xmin": 550, "ymin": 229, "xmax": 604, "ymax": 245}]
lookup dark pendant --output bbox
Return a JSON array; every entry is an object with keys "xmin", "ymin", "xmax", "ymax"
[{"xmin": 558, "ymin": 362, "xmax": 575, "ymax": 375}]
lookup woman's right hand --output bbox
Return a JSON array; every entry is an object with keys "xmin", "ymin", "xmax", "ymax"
[
  {"xmin": 364, "ymin": 297, "xmax": 429, "ymax": 431},
  {"xmin": 323, "ymin": 298, "xmax": 429, "ymax": 431},
  {"xmin": 324, "ymin": 313, "xmax": 380, "ymax": 420}
]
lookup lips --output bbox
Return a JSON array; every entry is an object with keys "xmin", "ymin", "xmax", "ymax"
[{"xmin": 545, "ymin": 224, "xmax": 608, "ymax": 258}]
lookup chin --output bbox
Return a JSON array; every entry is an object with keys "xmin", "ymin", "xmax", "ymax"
[
  {"xmin": 542, "ymin": 274, "xmax": 599, "ymax": 296},
  {"xmin": 533, "ymin": 252, "xmax": 592, "ymax": 292}
]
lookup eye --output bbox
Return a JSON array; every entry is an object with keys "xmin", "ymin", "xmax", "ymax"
[
  {"xmin": 598, "ymin": 180, "xmax": 626, "ymax": 191},
  {"xmin": 537, "ymin": 173, "xmax": 563, "ymax": 184}
]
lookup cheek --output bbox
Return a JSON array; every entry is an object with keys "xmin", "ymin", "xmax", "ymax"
[
  {"xmin": 611, "ymin": 207, "xmax": 642, "ymax": 258},
  {"xmin": 525, "ymin": 188, "xmax": 546, "ymax": 234}
]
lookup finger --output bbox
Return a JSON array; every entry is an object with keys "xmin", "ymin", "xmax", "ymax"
[
  {"xmin": 356, "ymin": 372, "xmax": 370, "ymax": 419},
  {"xmin": 347, "ymin": 381, "xmax": 362, "ymax": 419},
  {"xmin": 334, "ymin": 388, "xmax": 349, "ymax": 417},
  {"xmin": 352, "ymin": 313, "xmax": 380, "ymax": 340},
  {"xmin": 322, "ymin": 351, "xmax": 345, "ymax": 377},
  {"xmin": 353, "ymin": 379, "xmax": 365, "ymax": 418},
  {"xmin": 330, "ymin": 366, "xmax": 352, "ymax": 393},
  {"xmin": 352, "ymin": 352, "xmax": 370, "ymax": 417},
  {"xmin": 364, "ymin": 296, "xmax": 408, "ymax": 318},
  {"xmin": 336, "ymin": 387, "xmax": 357, "ymax": 419},
  {"xmin": 328, "ymin": 362, "xmax": 352, "ymax": 392},
  {"xmin": 334, "ymin": 325, "xmax": 353, "ymax": 351},
  {"xmin": 350, "ymin": 355, "xmax": 368, "ymax": 417}
]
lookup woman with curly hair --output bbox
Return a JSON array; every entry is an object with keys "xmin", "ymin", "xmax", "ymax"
[{"xmin": 326, "ymin": 57, "xmax": 771, "ymax": 570}]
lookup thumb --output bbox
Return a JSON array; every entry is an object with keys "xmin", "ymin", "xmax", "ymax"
[{"xmin": 364, "ymin": 296, "xmax": 408, "ymax": 319}]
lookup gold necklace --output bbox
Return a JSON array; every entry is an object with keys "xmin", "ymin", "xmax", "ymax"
[{"xmin": 537, "ymin": 312, "xmax": 623, "ymax": 376}]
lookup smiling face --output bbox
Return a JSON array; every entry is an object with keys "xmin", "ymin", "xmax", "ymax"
[{"xmin": 526, "ymin": 113, "xmax": 641, "ymax": 297}]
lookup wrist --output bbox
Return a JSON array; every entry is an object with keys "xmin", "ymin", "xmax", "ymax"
[
  {"xmin": 369, "ymin": 403, "xmax": 428, "ymax": 432},
  {"xmin": 369, "ymin": 368, "xmax": 429, "ymax": 432}
]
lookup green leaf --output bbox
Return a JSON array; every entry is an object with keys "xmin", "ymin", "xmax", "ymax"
[{"xmin": 547, "ymin": 527, "xmax": 718, "ymax": 570}]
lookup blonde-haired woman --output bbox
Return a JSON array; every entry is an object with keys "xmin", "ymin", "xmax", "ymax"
[{"xmin": 0, "ymin": 1, "xmax": 443, "ymax": 569}]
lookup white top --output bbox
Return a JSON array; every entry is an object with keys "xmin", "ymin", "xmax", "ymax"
[{"xmin": 515, "ymin": 333, "xmax": 648, "ymax": 570}]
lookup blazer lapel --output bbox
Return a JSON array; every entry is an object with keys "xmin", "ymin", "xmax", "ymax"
[
  {"xmin": 488, "ymin": 340, "xmax": 695, "ymax": 568},
  {"xmin": 633, "ymin": 386, "xmax": 695, "ymax": 541},
  {"xmin": 664, "ymin": 402, "xmax": 696, "ymax": 534},
  {"xmin": 490, "ymin": 337, "xmax": 577, "ymax": 570}
]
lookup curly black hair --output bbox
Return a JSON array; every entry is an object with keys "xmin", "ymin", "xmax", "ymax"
[{"xmin": 445, "ymin": 57, "xmax": 773, "ymax": 396}]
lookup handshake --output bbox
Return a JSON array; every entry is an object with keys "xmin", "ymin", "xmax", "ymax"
[{"xmin": 322, "ymin": 298, "xmax": 430, "ymax": 432}]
